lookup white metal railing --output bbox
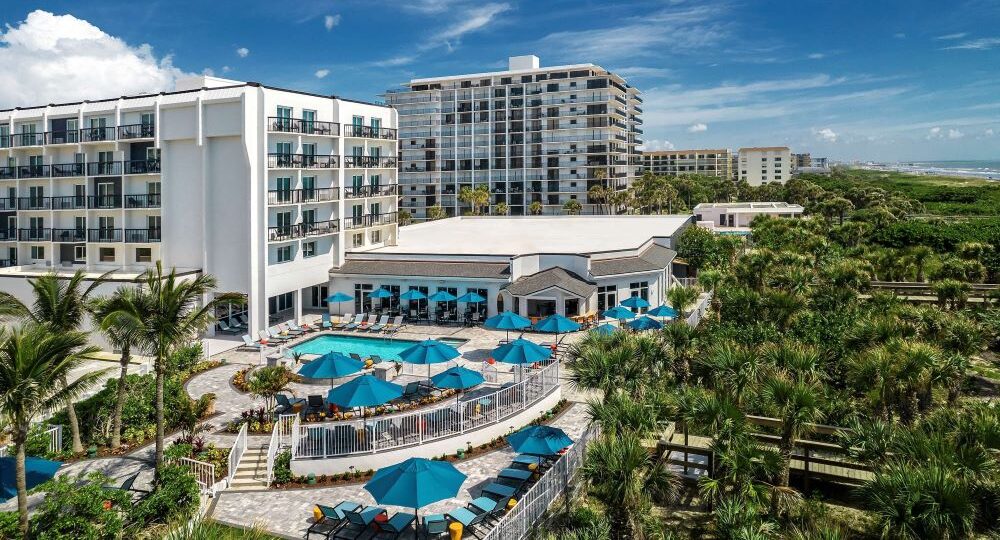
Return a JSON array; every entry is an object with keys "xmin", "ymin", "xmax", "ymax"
[
  {"xmin": 292, "ymin": 362, "xmax": 560, "ymax": 459},
  {"xmin": 227, "ymin": 423, "xmax": 247, "ymax": 486},
  {"xmin": 482, "ymin": 423, "xmax": 601, "ymax": 540},
  {"xmin": 265, "ymin": 421, "xmax": 280, "ymax": 486},
  {"xmin": 685, "ymin": 291, "xmax": 713, "ymax": 328},
  {"xmin": 0, "ymin": 424, "xmax": 62, "ymax": 458},
  {"xmin": 168, "ymin": 456, "xmax": 218, "ymax": 496}
]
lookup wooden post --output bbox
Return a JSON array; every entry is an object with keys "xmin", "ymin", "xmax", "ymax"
[{"xmin": 803, "ymin": 447, "xmax": 811, "ymax": 494}]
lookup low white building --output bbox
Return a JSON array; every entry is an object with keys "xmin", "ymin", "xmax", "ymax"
[
  {"xmin": 694, "ymin": 202, "xmax": 804, "ymax": 230},
  {"xmin": 328, "ymin": 215, "xmax": 692, "ymax": 321}
]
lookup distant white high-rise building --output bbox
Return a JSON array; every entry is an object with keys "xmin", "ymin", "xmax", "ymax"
[{"xmin": 737, "ymin": 146, "xmax": 792, "ymax": 185}]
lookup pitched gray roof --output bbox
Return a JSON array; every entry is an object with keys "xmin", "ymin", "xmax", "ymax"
[
  {"xmin": 333, "ymin": 260, "xmax": 510, "ymax": 279},
  {"xmin": 590, "ymin": 244, "xmax": 676, "ymax": 277},
  {"xmin": 505, "ymin": 267, "xmax": 597, "ymax": 298}
]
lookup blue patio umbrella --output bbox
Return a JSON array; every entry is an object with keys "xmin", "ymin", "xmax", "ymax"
[
  {"xmin": 592, "ymin": 323, "xmax": 618, "ymax": 336},
  {"xmin": 456, "ymin": 292, "xmax": 486, "ymax": 303},
  {"xmin": 492, "ymin": 338, "xmax": 551, "ymax": 365},
  {"xmin": 297, "ymin": 352, "xmax": 364, "ymax": 380},
  {"xmin": 399, "ymin": 339, "xmax": 461, "ymax": 378},
  {"xmin": 603, "ymin": 305, "xmax": 637, "ymax": 321},
  {"xmin": 399, "ymin": 289, "xmax": 427, "ymax": 301},
  {"xmin": 627, "ymin": 316, "xmax": 663, "ymax": 331},
  {"xmin": 327, "ymin": 375, "xmax": 404, "ymax": 418},
  {"xmin": 0, "ymin": 456, "xmax": 62, "ymax": 500},
  {"xmin": 507, "ymin": 425, "xmax": 573, "ymax": 456},
  {"xmin": 647, "ymin": 304, "xmax": 679, "ymax": 318},
  {"xmin": 368, "ymin": 288, "xmax": 394, "ymax": 311},
  {"xmin": 533, "ymin": 314, "xmax": 582, "ymax": 334},
  {"xmin": 431, "ymin": 365, "xmax": 485, "ymax": 390},
  {"xmin": 326, "ymin": 292, "xmax": 354, "ymax": 315},
  {"xmin": 364, "ymin": 457, "xmax": 466, "ymax": 537},
  {"xmin": 484, "ymin": 310, "xmax": 532, "ymax": 341},
  {"xmin": 620, "ymin": 296, "xmax": 651, "ymax": 310},
  {"xmin": 428, "ymin": 290, "xmax": 457, "ymax": 302}
]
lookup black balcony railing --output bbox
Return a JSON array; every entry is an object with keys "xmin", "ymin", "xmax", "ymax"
[
  {"xmin": 124, "ymin": 228, "xmax": 161, "ymax": 243},
  {"xmin": 87, "ymin": 161, "xmax": 123, "ymax": 176},
  {"xmin": 50, "ymin": 196, "xmax": 88, "ymax": 210},
  {"xmin": 88, "ymin": 194, "xmax": 122, "ymax": 209},
  {"xmin": 344, "ymin": 184, "xmax": 397, "ymax": 198},
  {"xmin": 0, "ymin": 259, "xmax": 14, "ymax": 267},
  {"xmin": 0, "ymin": 167, "xmax": 15, "ymax": 180},
  {"xmin": 18, "ymin": 228, "xmax": 51, "ymax": 241},
  {"xmin": 88, "ymin": 228, "xmax": 122, "ymax": 242},
  {"xmin": 51, "ymin": 228, "xmax": 87, "ymax": 242},
  {"xmin": 17, "ymin": 197, "xmax": 49, "ymax": 210},
  {"xmin": 11, "ymin": 133, "xmax": 43, "ymax": 147},
  {"xmin": 124, "ymin": 159, "xmax": 161, "ymax": 174},
  {"xmin": 80, "ymin": 126, "xmax": 117, "ymax": 143},
  {"xmin": 267, "ymin": 153, "xmax": 340, "ymax": 169},
  {"xmin": 0, "ymin": 228, "xmax": 17, "ymax": 241},
  {"xmin": 267, "ymin": 117, "xmax": 340, "ymax": 136},
  {"xmin": 344, "ymin": 125, "xmax": 397, "ymax": 139},
  {"xmin": 16, "ymin": 165, "xmax": 49, "ymax": 179},
  {"xmin": 52, "ymin": 163, "xmax": 86, "ymax": 177},
  {"xmin": 0, "ymin": 198, "xmax": 15, "ymax": 211},
  {"xmin": 345, "ymin": 156, "xmax": 399, "ymax": 168},
  {"xmin": 267, "ymin": 188, "xmax": 338, "ymax": 205},
  {"xmin": 118, "ymin": 123, "xmax": 155, "ymax": 139},
  {"xmin": 124, "ymin": 193, "xmax": 161, "ymax": 208},
  {"xmin": 45, "ymin": 130, "xmax": 80, "ymax": 145},
  {"xmin": 344, "ymin": 212, "xmax": 397, "ymax": 230},
  {"xmin": 267, "ymin": 219, "xmax": 339, "ymax": 241}
]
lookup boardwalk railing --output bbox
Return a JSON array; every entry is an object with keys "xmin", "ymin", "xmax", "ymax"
[
  {"xmin": 293, "ymin": 362, "xmax": 560, "ymax": 459},
  {"xmin": 685, "ymin": 291, "xmax": 713, "ymax": 328},
  {"xmin": 482, "ymin": 423, "xmax": 600, "ymax": 540},
  {"xmin": 265, "ymin": 414, "xmax": 298, "ymax": 486},
  {"xmin": 0, "ymin": 424, "xmax": 62, "ymax": 458},
  {"xmin": 167, "ymin": 457, "xmax": 220, "ymax": 496},
  {"xmin": 227, "ymin": 423, "xmax": 247, "ymax": 486}
]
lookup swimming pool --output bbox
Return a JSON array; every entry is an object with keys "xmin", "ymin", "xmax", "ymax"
[{"xmin": 292, "ymin": 334, "xmax": 468, "ymax": 360}]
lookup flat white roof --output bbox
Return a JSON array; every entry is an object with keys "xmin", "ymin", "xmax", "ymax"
[
  {"xmin": 408, "ymin": 63, "xmax": 599, "ymax": 85},
  {"xmin": 694, "ymin": 202, "xmax": 804, "ymax": 211},
  {"xmin": 373, "ymin": 216, "xmax": 690, "ymax": 256}
]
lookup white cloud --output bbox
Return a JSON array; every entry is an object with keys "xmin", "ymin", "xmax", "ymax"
[
  {"xmin": 893, "ymin": 32, "xmax": 906, "ymax": 39},
  {"xmin": 943, "ymin": 37, "xmax": 1000, "ymax": 50},
  {"xmin": 641, "ymin": 139, "xmax": 674, "ymax": 151},
  {"xmin": 433, "ymin": 3, "xmax": 510, "ymax": 44},
  {"xmin": 0, "ymin": 10, "xmax": 187, "ymax": 107},
  {"xmin": 236, "ymin": 47, "xmax": 249, "ymax": 58},
  {"xmin": 221, "ymin": 65, "xmax": 231, "ymax": 73},
  {"xmin": 807, "ymin": 53, "xmax": 825, "ymax": 59},
  {"xmin": 985, "ymin": 128, "xmax": 995, "ymax": 136},
  {"xmin": 926, "ymin": 126, "xmax": 942, "ymax": 139},
  {"xmin": 314, "ymin": 69, "xmax": 330, "ymax": 79},
  {"xmin": 813, "ymin": 127, "xmax": 838, "ymax": 142},
  {"xmin": 201, "ymin": 68, "xmax": 215, "ymax": 77},
  {"xmin": 948, "ymin": 128, "xmax": 964, "ymax": 139},
  {"xmin": 687, "ymin": 123, "xmax": 708, "ymax": 133},
  {"xmin": 372, "ymin": 55, "xmax": 417, "ymax": 67},
  {"xmin": 935, "ymin": 32, "xmax": 968, "ymax": 40},
  {"xmin": 324, "ymin": 14, "xmax": 341, "ymax": 31}
]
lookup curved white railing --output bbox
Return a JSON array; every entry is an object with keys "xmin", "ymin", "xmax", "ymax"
[
  {"xmin": 167, "ymin": 456, "xmax": 220, "ymax": 496},
  {"xmin": 292, "ymin": 362, "xmax": 560, "ymax": 459},
  {"xmin": 227, "ymin": 423, "xmax": 247, "ymax": 486}
]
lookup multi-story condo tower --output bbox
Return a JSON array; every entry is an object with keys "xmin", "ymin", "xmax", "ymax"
[
  {"xmin": 792, "ymin": 152, "xmax": 812, "ymax": 169},
  {"xmin": 737, "ymin": 146, "xmax": 791, "ymax": 185},
  {"xmin": 0, "ymin": 75, "xmax": 397, "ymax": 339},
  {"xmin": 640, "ymin": 149, "xmax": 733, "ymax": 179},
  {"xmin": 385, "ymin": 55, "xmax": 643, "ymax": 219}
]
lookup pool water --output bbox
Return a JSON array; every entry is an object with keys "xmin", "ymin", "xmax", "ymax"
[{"xmin": 292, "ymin": 334, "xmax": 467, "ymax": 360}]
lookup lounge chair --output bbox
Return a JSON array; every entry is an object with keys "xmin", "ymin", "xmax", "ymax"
[
  {"xmin": 307, "ymin": 501, "xmax": 362, "ymax": 539},
  {"xmin": 358, "ymin": 314, "xmax": 378, "ymax": 330},
  {"xmin": 268, "ymin": 326, "xmax": 292, "ymax": 341},
  {"xmin": 423, "ymin": 514, "xmax": 449, "ymax": 538},
  {"xmin": 241, "ymin": 334, "xmax": 261, "ymax": 351},
  {"xmin": 401, "ymin": 382, "xmax": 428, "ymax": 401},
  {"xmin": 275, "ymin": 393, "xmax": 305, "ymax": 415},
  {"xmin": 217, "ymin": 320, "xmax": 237, "ymax": 334},
  {"xmin": 511, "ymin": 454, "xmax": 545, "ymax": 469},
  {"xmin": 333, "ymin": 314, "xmax": 352, "ymax": 329},
  {"xmin": 481, "ymin": 482, "xmax": 517, "ymax": 499},
  {"xmin": 445, "ymin": 507, "xmax": 490, "ymax": 533},
  {"xmin": 289, "ymin": 321, "xmax": 312, "ymax": 333},
  {"xmin": 321, "ymin": 313, "xmax": 333, "ymax": 329},
  {"xmin": 385, "ymin": 316, "xmax": 404, "ymax": 334},
  {"xmin": 377, "ymin": 512, "xmax": 416, "ymax": 539},
  {"xmin": 305, "ymin": 395, "xmax": 326, "ymax": 417},
  {"xmin": 349, "ymin": 353, "xmax": 365, "ymax": 364},
  {"xmin": 260, "ymin": 329, "xmax": 288, "ymax": 344},
  {"xmin": 368, "ymin": 315, "xmax": 390, "ymax": 332},
  {"xmin": 280, "ymin": 323, "xmax": 305, "ymax": 336},
  {"xmin": 369, "ymin": 355, "xmax": 384, "ymax": 365},
  {"xmin": 468, "ymin": 495, "xmax": 514, "ymax": 516},
  {"xmin": 498, "ymin": 467, "xmax": 533, "ymax": 482},
  {"xmin": 335, "ymin": 507, "xmax": 387, "ymax": 538},
  {"xmin": 343, "ymin": 314, "xmax": 365, "ymax": 330},
  {"xmin": 228, "ymin": 317, "xmax": 247, "ymax": 330}
]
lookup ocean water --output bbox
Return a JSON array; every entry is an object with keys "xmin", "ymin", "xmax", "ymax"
[{"xmin": 864, "ymin": 160, "xmax": 1000, "ymax": 180}]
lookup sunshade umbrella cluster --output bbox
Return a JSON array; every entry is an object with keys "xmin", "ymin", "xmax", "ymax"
[
  {"xmin": 602, "ymin": 306, "xmax": 636, "ymax": 322},
  {"xmin": 325, "ymin": 292, "xmax": 354, "ymax": 314},
  {"xmin": 398, "ymin": 339, "xmax": 461, "ymax": 378},
  {"xmin": 297, "ymin": 352, "xmax": 364, "ymax": 381},
  {"xmin": 620, "ymin": 296, "xmax": 651, "ymax": 311},
  {"xmin": 647, "ymin": 304, "xmax": 678, "ymax": 318},
  {"xmin": 364, "ymin": 457, "xmax": 466, "ymax": 540},
  {"xmin": 484, "ymin": 310, "xmax": 532, "ymax": 341},
  {"xmin": 627, "ymin": 316, "xmax": 663, "ymax": 331},
  {"xmin": 326, "ymin": 374, "xmax": 404, "ymax": 420},
  {"xmin": 492, "ymin": 338, "xmax": 551, "ymax": 365},
  {"xmin": 507, "ymin": 425, "xmax": 573, "ymax": 456}
]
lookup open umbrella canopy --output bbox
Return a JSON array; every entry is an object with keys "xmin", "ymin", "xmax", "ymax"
[
  {"xmin": 603, "ymin": 306, "xmax": 637, "ymax": 321},
  {"xmin": 592, "ymin": 323, "xmax": 618, "ymax": 336},
  {"xmin": 326, "ymin": 292, "xmax": 354, "ymax": 303},
  {"xmin": 1, "ymin": 456, "xmax": 61, "ymax": 500},
  {"xmin": 532, "ymin": 314, "xmax": 582, "ymax": 334},
  {"xmin": 298, "ymin": 352, "xmax": 364, "ymax": 379},
  {"xmin": 327, "ymin": 375, "xmax": 404, "ymax": 408},
  {"xmin": 627, "ymin": 316, "xmax": 663, "ymax": 331},
  {"xmin": 456, "ymin": 292, "xmax": 486, "ymax": 303},
  {"xmin": 428, "ymin": 290, "xmax": 457, "ymax": 302},
  {"xmin": 430, "ymin": 365, "xmax": 485, "ymax": 390},
  {"xmin": 399, "ymin": 289, "xmax": 428, "ymax": 301},
  {"xmin": 492, "ymin": 338, "xmax": 551, "ymax": 365},
  {"xmin": 398, "ymin": 339, "xmax": 461, "ymax": 365},
  {"xmin": 367, "ymin": 288, "xmax": 393, "ymax": 299},
  {"xmin": 507, "ymin": 425, "xmax": 573, "ymax": 456},
  {"xmin": 620, "ymin": 296, "xmax": 651, "ymax": 309},
  {"xmin": 364, "ymin": 457, "xmax": 466, "ymax": 510},
  {"xmin": 484, "ymin": 311, "xmax": 532, "ymax": 330},
  {"xmin": 647, "ymin": 304, "xmax": 679, "ymax": 318}
]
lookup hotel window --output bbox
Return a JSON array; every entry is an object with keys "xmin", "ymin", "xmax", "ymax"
[
  {"xmin": 275, "ymin": 177, "xmax": 292, "ymax": 203},
  {"xmin": 354, "ymin": 283, "xmax": 373, "ymax": 313},
  {"xmin": 302, "ymin": 176, "xmax": 316, "ymax": 199},
  {"xmin": 370, "ymin": 117, "xmax": 381, "ymax": 131},
  {"xmin": 135, "ymin": 247, "xmax": 152, "ymax": 263},
  {"xmin": 302, "ymin": 110, "xmax": 315, "ymax": 131},
  {"xmin": 352, "ymin": 116, "xmax": 363, "ymax": 136},
  {"xmin": 371, "ymin": 230, "xmax": 381, "ymax": 243},
  {"xmin": 268, "ymin": 292, "xmax": 294, "ymax": 315},
  {"xmin": 629, "ymin": 281, "xmax": 650, "ymax": 312},
  {"xmin": 99, "ymin": 247, "xmax": 115, "ymax": 262},
  {"xmin": 597, "ymin": 285, "xmax": 617, "ymax": 313},
  {"xmin": 302, "ymin": 241, "xmax": 316, "ymax": 258},
  {"xmin": 30, "ymin": 245, "xmax": 44, "ymax": 260},
  {"xmin": 353, "ymin": 233, "xmax": 364, "ymax": 247},
  {"xmin": 276, "ymin": 245, "xmax": 292, "ymax": 263},
  {"xmin": 74, "ymin": 245, "xmax": 86, "ymax": 262}
]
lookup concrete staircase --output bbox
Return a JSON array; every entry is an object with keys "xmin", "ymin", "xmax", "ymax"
[{"xmin": 227, "ymin": 444, "xmax": 269, "ymax": 491}]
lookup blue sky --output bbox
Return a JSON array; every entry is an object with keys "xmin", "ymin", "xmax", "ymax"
[{"xmin": 2, "ymin": 0, "xmax": 998, "ymax": 162}]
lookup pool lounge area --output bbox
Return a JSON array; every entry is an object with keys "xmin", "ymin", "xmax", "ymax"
[{"xmin": 292, "ymin": 334, "xmax": 469, "ymax": 361}]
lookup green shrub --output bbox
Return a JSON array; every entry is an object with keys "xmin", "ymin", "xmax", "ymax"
[
  {"xmin": 170, "ymin": 342, "xmax": 204, "ymax": 373},
  {"xmin": 0, "ymin": 512, "xmax": 21, "ymax": 540},
  {"xmin": 272, "ymin": 450, "xmax": 293, "ymax": 483},
  {"xmin": 24, "ymin": 424, "xmax": 58, "ymax": 457},
  {"xmin": 30, "ymin": 472, "xmax": 132, "ymax": 540},
  {"xmin": 130, "ymin": 465, "xmax": 200, "ymax": 527}
]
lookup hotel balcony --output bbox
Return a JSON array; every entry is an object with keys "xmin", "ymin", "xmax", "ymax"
[
  {"xmin": 51, "ymin": 228, "xmax": 87, "ymax": 242},
  {"xmin": 79, "ymin": 126, "xmax": 118, "ymax": 143},
  {"xmin": 267, "ymin": 153, "xmax": 340, "ymax": 169},
  {"xmin": 17, "ymin": 228, "xmax": 51, "ymax": 241},
  {"xmin": 266, "ymin": 188, "xmax": 338, "ymax": 205},
  {"xmin": 344, "ymin": 212, "xmax": 397, "ymax": 230},
  {"xmin": 343, "ymin": 156, "xmax": 398, "ymax": 168},
  {"xmin": 343, "ymin": 125, "xmax": 398, "ymax": 140},
  {"xmin": 50, "ymin": 196, "xmax": 88, "ymax": 210},
  {"xmin": 124, "ymin": 193, "xmax": 162, "ymax": 209},
  {"xmin": 87, "ymin": 228, "xmax": 123, "ymax": 243},
  {"xmin": 343, "ymin": 184, "xmax": 397, "ymax": 199},
  {"xmin": 16, "ymin": 197, "xmax": 49, "ymax": 210},
  {"xmin": 267, "ymin": 219, "xmax": 339, "ymax": 242},
  {"xmin": 0, "ymin": 160, "xmax": 160, "ymax": 180},
  {"xmin": 267, "ymin": 117, "xmax": 340, "ymax": 136},
  {"xmin": 123, "ymin": 228, "xmax": 162, "ymax": 243},
  {"xmin": 0, "ymin": 124, "xmax": 155, "ymax": 148}
]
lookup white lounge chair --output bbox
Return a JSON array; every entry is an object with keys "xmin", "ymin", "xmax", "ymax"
[
  {"xmin": 279, "ymin": 323, "xmax": 304, "ymax": 336},
  {"xmin": 386, "ymin": 316, "xmax": 405, "ymax": 334},
  {"xmin": 241, "ymin": 334, "xmax": 261, "ymax": 350},
  {"xmin": 333, "ymin": 313, "xmax": 353, "ymax": 329},
  {"xmin": 368, "ymin": 315, "xmax": 390, "ymax": 332},
  {"xmin": 321, "ymin": 313, "xmax": 333, "ymax": 329},
  {"xmin": 288, "ymin": 321, "xmax": 312, "ymax": 333},
  {"xmin": 268, "ymin": 326, "xmax": 292, "ymax": 341},
  {"xmin": 359, "ymin": 313, "xmax": 379, "ymax": 331},
  {"xmin": 343, "ymin": 314, "xmax": 365, "ymax": 330},
  {"xmin": 258, "ymin": 329, "xmax": 284, "ymax": 344}
]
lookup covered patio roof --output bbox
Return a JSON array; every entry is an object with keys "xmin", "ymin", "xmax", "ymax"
[{"xmin": 505, "ymin": 267, "xmax": 597, "ymax": 298}]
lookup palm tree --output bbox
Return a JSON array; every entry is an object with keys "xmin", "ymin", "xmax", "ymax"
[
  {"xmin": 665, "ymin": 284, "xmax": 700, "ymax": 319},
  {"xmin": 397, "ymin": 209, "xmax": 413, "ymax": 226},
  {"xmin": 426, "ymin": 205, "xmax": 447, "ymax": 220},
  {"xmin": 0, "ymin": 324, "xmax": 102, "ymax": 536},
  {"xmin": 760, "ymin": 375, "xmax": 823, "ymax": 514},
  {"xmin": 0, "ymin": 270, "xmax": 109, "ymax": 453},
  {"xmin": 528, "ymin": 200, "xmax": 543, "ymax": 215},
  {"xmin": 90, "ymin": 286, "xmax": 147, "ymax": 450},
  {"xmin": 493, "ymin": 202, "xmax": 509, "ymax": 216},
  {"xmin": 563, "ymin": 198, "xmax": 582, "ymax": 215},
  {"xmin": 661, "ymin": 322, "xmax": 697, "ymax": 383},
  {"xmin": 587, "ymin": 184, "xmax": 608, "ymax": 215},
  {"xmin": 908, "ymin": 246, "xmax": 933, "ymax": 282},
  {"xmin": 859, "ymin": 462, "xmax": 975, "ymax": 540},
  {"xmin": 103, "ymin": 262, "xmax": 234, "ymax": 478}
]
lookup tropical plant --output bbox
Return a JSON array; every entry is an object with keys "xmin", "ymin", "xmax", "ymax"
[
  {"xmin": 458, "ymin": 185, "xmax": 490, "ymax": 215},
  {"xmin": 397, "ymin": 209, "xmax": 412, "ymax": 226},
  {"xmin": 563, "ymin": 198, "xmax": 582, "ymax": 215},
  {"xmin": 426, "ymin": 205, "xmax": 447, "ymax": 220},
  {"xmin": 30, "ymin": 472, "xmax": 133, "ymax": 539},
  {"xmin": 760, "ymin": 375, "xmax": 824, "ymax": 514},
  {"xmin": 247, "ymin": 366, "xmax": 293, "ymax": 410},
  {"xmin": 494, "ymin": 202, "xmax": 509, "ymax": 216},
  {"xmin": 666, "ymin": 285, "xmax": 700, "ymax": 318}
]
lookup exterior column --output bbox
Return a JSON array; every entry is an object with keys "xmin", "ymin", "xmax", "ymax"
[{"xmin": 294, "ymin": 288, "xmax": 303, "ymax": 323}]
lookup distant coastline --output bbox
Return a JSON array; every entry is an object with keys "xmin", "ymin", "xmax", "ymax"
[{"xmin": 852, "ymin": 160, "xmax": 1000, "ymax": 181}]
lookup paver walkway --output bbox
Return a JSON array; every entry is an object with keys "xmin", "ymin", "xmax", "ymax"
[{"xmin": 208, "ymin": 403, "xmax": 591, "ymax": 539}]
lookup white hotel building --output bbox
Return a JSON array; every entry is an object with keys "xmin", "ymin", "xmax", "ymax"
[
  {"xmin": 385, "ymin": 55, "xmax": 643, "ymax": 220},
  {"xmin": 0, "ymin": 76, "xmax": 398, "ymax": 339},
  {"xmin": 737, "ymin": 146, "xmax": 792, "ymax": 185}
]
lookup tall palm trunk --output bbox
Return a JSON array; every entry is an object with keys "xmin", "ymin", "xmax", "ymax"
[
  {"xmin": 154, "ymin": 355, "xmax": 165, "ymax": 480},
  {"xmin": 62, "ymin": 374, "xmax": 83, "ymax": 453},
  {"xmin": 110, "ymin": 343, "xmax": 131, "ymax": 449},
  {"xmin": 770, "ymin": 431, "xmax": 794, "ymax": 516},
  {"xmin": 15, "ymin": 437, "xmax": 28, "ymax": 537}
]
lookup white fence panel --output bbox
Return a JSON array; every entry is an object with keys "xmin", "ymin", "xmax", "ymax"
[
  {"xmin": 227, "ymin": 423, "xmax": 247, "ymax": 485},
  {"xmin": 168, "ymin": 457, "xmax": 218, "ymax": 496}
]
